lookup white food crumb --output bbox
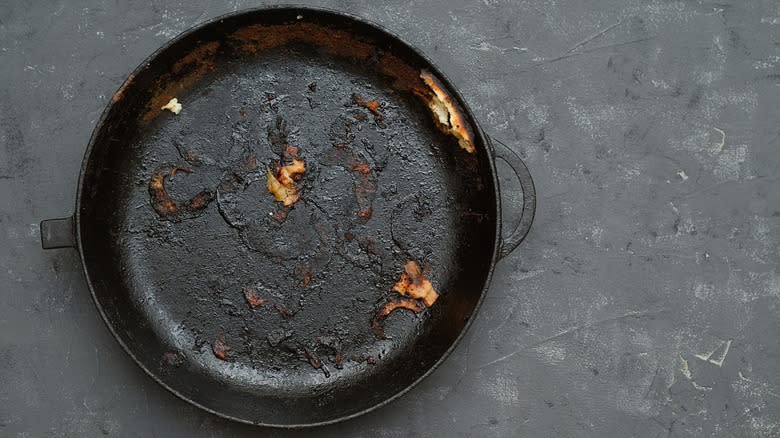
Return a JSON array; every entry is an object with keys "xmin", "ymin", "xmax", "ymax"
[{"xmin": 161, "ymin": 97, "xmax": 182, "ymax": 114}]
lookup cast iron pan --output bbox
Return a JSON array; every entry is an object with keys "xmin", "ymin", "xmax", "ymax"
[{"xmin": 40, "ymin": 6, "xmax": 536, "ymax": 427}]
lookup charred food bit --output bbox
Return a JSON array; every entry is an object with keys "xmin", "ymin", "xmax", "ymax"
[
  {"xmin": 303, "ymin": 348, "xmax": 330, "ymax": 378},
  {"xmin": 213, "ymin": 337, "xmax": 231, "ymax": 360},
  {"xmin": 275, "ymin": 304, "xmax": 296, "ymax": 319},
  {"xmin": 357, "ymin": 207, "xmax": 373, "ymax": 220},
  {"xmin": 392, "ymin": 260, "xmax": 440, "ymax": 307},
  {"xmin": 418, "ymin": 70, "xmax": 475, "ymax": 154},
  {"xmin": 237, "ymin": 155, "xmax": 258, "ymax": 173},
  {"xmin": 173, "ymin": 143, "xmax": 198, "ymax": 164},
  {"xmin": 148, "ymin": 165, "xmax": 214, "ymax": 219},
  {"xmin": 161, "ymin": 351, "xmax": 184, "ymax": 367},
  {"xmin": 271, "ymin": 208, "xmax": 289, "ymax": 222},
  {"xmin": 352, "ymin": 93, "xmax": 383, "ymax": 121},
  {"xmin": 242, "ymin": 287, "xmax": 267, "ymax": 308},
  {"xmin": 266, "ymin": 159, "xmax": 305, "ymax": 207},
  {"xmin": 351, "ymin": 162, "xmax": 372, "ymax": 174},
  {"xmin": 149, "ymin": 166, "xmax": 181, "ymax": 215},
  {"xmin": 284, "ymin": 145, "xmax": 299, "ymax": 159},
  {"xmin": 364, "ymin": 238, "xmax": 381, "ymax": 256},
  {"xmin": 371, "ymin": 297, "xmax": 426, "ymax": 338},
  {"xmin": 266, "ymin": 168, "xmax": 296, "ymax": 205},
  {"xmin": 161, "ymin": 97, "xmax": 182, "ymax": 114},
  {"xmin": 350, "ymin": 159, "xmax": 376, "ymax": 220},
  {"xmin": 294, "ymin": 266, "xmax": 313, "ymax": 287},
  {"xmin": 278, "ymin": 159, "xmax": 305, "ymax": 185}
]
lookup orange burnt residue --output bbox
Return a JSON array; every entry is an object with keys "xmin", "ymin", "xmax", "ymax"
[
  {"xmin": 213, "ymin": 336, "xmax": 231, "ymax": 360},
  {"xmin": 294, "ymin": 266, "xmax": 313, "ymax": 287},
  {"xmin": 371, "ymin": 261, "xmax": 440, "ymax": 338},
  {"xmin": 351, "ymin": 161, "xmax": 372, "ymax": 174},
  {"xmin": 231, "ymin": 22, "xmax": 475, "ymax": 153},
  {"xmin": 236, "ymin": 155, "xmax": 258, "ymax": 173},
  {"xmin": 392, "ymin": 260, "xmax": 439, "ymax": 307},
  {"xmin": 143, "ymin": 41, "xmax": 220, "ymax": 122},
  {"xmin": 375, "ymin": 52, "xmax": 429, "ymax": 93},
  {"xmin": 352, "ymin": 94, "xmax": 383, "ymax": 122},
  {"xmin": 230, "ymin": 22, "xmax": 375, "ymax": 59},
  {"xmin": 172, "ymin": 41, "xmax": 220, "ymax": 74},
  {"xmin": 148, "ymin": 165, "xmax": 214, "ymax": 219},
  {"xmin": 351, "ymin": 158, "xmax": 375, "ymax": 221},
  {"xmin": 242, "ymin": 287, "xmax": 268, "ymax": 308},
  {"xmin": 371, "ymin": 297, "xmax": 426, "ymax": 338},
  {"xmin": 112, "ymin": 72, "xmax": 135, "ymax": 102},
  {"xmin": 284, "ymin": 145, "xmax": 299, "ymax": 158},
  {"xmin": 230, "ymin": 22, "xmax": 432, "ymax": 97}
]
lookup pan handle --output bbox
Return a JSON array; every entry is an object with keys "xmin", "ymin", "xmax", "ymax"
[
  {"xmin": 490, "ymin": 136, "xmax": 536, "ymax": 259},
  {"xmin": 40, "ymin": 216, "xmax": 76, "ymax": 249}
]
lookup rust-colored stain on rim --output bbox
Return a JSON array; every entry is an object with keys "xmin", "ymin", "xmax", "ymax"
[{"xmin": 140, "ymin": 21, "xmax": 475, "ymax": 152}]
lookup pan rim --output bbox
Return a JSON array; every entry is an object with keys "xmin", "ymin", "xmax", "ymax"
[{"xmin": 74, "ymin": 4, "xmax": 503, "ymax": 428}]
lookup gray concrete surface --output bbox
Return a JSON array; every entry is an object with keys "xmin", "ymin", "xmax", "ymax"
[{"xmin": 1, "ymin": 0, "xmax": 779, "ymax": 436}]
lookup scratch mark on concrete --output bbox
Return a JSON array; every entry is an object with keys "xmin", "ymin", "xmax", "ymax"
[
  {"xmin": 709, "ymin": 339, "xmax": 733, "ymax": 367},
  {"xmin": 52, "ymin": 2, "xmax": 65, "ymax": 17},
  {"xmin": 82, "ymin": 398, "xmax": 95, "ymax": 415},
  {"xmin": 694, "ymin": 339, "xmax": 732, "ymax": 367},
  {"xmin": 681, "ymin": 354, "xmax": 721, "ymax": 392},
  {"xmin": 477, "ymin": 350, "xmax": 520, "ymax": 370},
  {"xmin": 679, "ymin": 354, "xmax": 692, "ymax": 379},
  {"xmin": 470, "ymin": 41, "xmax": 528, "ymax": 53},
  {"xmin": 540, "ymin": 189, "xmax": 574, "ymax": 200},
  {"xmin": 512, "ymin": 269, "xmax": 546, "ymax": 281},
  {"xmin": 88, "ymin": 346, "xmax": 99, "ymax": 391},
  {"xmin": 677, "ymin": 175, "xmax": 780, "ymax": 201},
  {"xmin": 710, "ymin": 127, "xmax": 726, "ymax": 155},
  {"xmin": 767, "ymin": 133, "xmax": 780, "ymax": 175},
  {"xmin": 694, "ymin": 352, "xmax": 710, "ymax": 361},
  {"xmin": 455, "ymin": 332, "xmax": 477, "ymax": 388},
  {"xmin": 566, "ymin": 20, "xmax": 623, "ymax": 54},
  {"xmin": 476, "ymin": 308, "xmax": 667, "ymax": 369},
  {"xmin": 533, "ymin": 37, "xmax": 657, "ymax": 67}
]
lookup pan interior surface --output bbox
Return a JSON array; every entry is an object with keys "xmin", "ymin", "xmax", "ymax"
[{"xmin": 78, "ymin": 9, "xmax": 497, "ymax": 426}]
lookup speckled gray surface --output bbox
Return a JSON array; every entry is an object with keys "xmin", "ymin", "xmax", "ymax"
[{"xmin": 1, "ymin": 0, "xmax": 779, "ymax": 436}]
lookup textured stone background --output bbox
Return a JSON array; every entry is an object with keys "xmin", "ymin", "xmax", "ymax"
[{"xmin": 1, "ymin": 0, "xmax": 779, "ymax": 436}]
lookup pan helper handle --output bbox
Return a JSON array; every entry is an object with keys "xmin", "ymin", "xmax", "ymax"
[
  {"xmin": 40, "ymin": 216, "xmax": 76, "ymax": 249},
  {"xmin": 489, "ymin": 136, "xmax": 536, "ymax": 259}
]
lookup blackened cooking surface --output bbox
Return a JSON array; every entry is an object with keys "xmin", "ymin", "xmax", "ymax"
[
  {"xmin": 128, "ymin": 49, "xmax": 473, "ymax": 375},
  {"xmin": 78, "ymin": 11, "xmax": 497, "ymax": 425}
]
